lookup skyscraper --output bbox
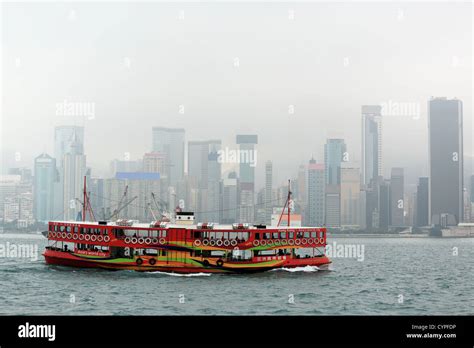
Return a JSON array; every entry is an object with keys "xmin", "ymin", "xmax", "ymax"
[
  {"xmin": 324, "ymin": 139, "xmax": 347, "ymax": 185},
  {"xmin": 236, "ymin": 135, "xmax": 258, "ymax": 223},
  {"xmin": 340, "ymin": 167, "xmax": 360, "ymax": 228},
  {"xmin": 264, "ymin": 161, "xmax": 273, "ymax": 225},
  {"xmin": 187, "ymin": 140, "xmax": 221, "ymax": 189},
  {"xmin": 152, "ymin": 127, "xmax": 185, "ymax": 187},
  {"xmin": 361, "ymin": 105, "xmax": 382, "ymax": 187},
  {"xmin": 33, "ymin": 153, "xmax": 58, "ymax": 222},
  {"xmin": 390, "ymin": 168, "xmax": 405, "ymax": 226},
  {"xmin": 428, "ymin": 97, "xmax": 463, "ymax": 226},
  {"xmin": 222, "ymin": 172, "xmax": 239, "ymax": 224},
  {"xmin": 63, "ymin": 153, "xmax": 87, "ymax": 220},
  {"xmin": 416, "ymin": 177, "xmax": 429, "ymax": 227},
  {"xmin": 54, "ymin": 126, "xmax": 84, "ymax": 168},
  {"xmin": 307, "ymin": 158, "xmax": 325, "ymax": 227}
]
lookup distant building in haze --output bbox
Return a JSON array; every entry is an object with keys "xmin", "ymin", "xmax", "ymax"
[
  {"xmin": 361, "ymin": 105, "xmax": 382, "ymax": 187},
  {"xmin": 307, "ymin": 158, "xmax": 325, "ymax": 227},
  {"xmin": 416, "ymin": 177, "xmax": 429, "ymax": 227},
  {"xmin": 152, "ymin": 127, "xmax": 185, "ymax": 187}
]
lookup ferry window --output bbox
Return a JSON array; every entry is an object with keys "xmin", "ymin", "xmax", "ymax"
[
  {"xmin": 229, "ymin": 232, "xmax": 237, "ymax": 239},
  {"xmin": 54, "ymin": 225, "xmax": 58, "ymax": 231},
  {"xmin": 289, "ymin": 232, "xmax": 294, "ymax": 239},
  {"xmin": 216, "ymin": 232, "xmax": 223, "ymax": 239},
  {"xmin": 194, "ymin": 231, "xmax": 201, "ymax": 239},
  {"xmin": 273, "ymin": 232, "xmax": 279, "ymax": 239},
  {"xmin": 242, "ymin": 232, "xmax": 249, "ymax": 240},
  {"xmin": 304, "ymin": 232, "xmax": 310, "ymax": 238},
  {"xmin": 311, "ymin": 232, "xmax": 317, "ymax": 238},
  {"xmin": 210, "ymin": 232, "xmax": 216, "ymax": 239},
  {"xmin": 280, "ymin": 232, "xmax": 286, "ymax": 239},
  {"xmin": 73, "ymin": 227, "xmax": 78, "ymax": 233},
  {"xmin": 255, "ymin": 233, "xmax": 260, "ymax": 240},
  {"xmin": 60, "ymin": 226, "xmax": 65, "ymax": 232},
  {"xmin": 320, "ymin": 231, "xmax": 324, "ymax": 238},
  {"xmin": 265, "ymin": 232, "xmax": 271, "ymax": 239},
  {"xmin": 161, "ymin": 250, "xmax": 167, "ymax": 256},
  {"xmin": 66, "ymin": 226, "xmax": 71, "ymax": 232}
]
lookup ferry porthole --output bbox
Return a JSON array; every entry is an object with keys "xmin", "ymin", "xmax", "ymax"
[
  {"xmin": 223, "ymin": 240, "xmax": 230, "ymax": 247},
  {"xmin": 216, "ymin": 240, "xmax": 223, "ymax": 247},
  {"xmin": 124, "ymin": 237, "xmax": 131, "ymax": 244},
  {"xmin": 84, "ymin": 234, "xmax": 91, "ymax": 241},
  {"xmin": 136, "ymin": 258, "xmax": 143, "ymax": 265},
  {"xmin": 159, "ymin": 238, "xmax": 166, "ymax": 245},
  {"xmin": 216, "ymin": 259, "xmax": 224, "ymax": 267},
  {"xmin": 253, "ymin": 240, "xmax": 259, "ymax": 247},
  {"xmin": 210, "ymin": 240, "xmax": 216, "ymax": 246},
  {"xmin": 260, "ymin": 240, "xmax": 267, "ymax": 246},
  {"xmin": 202, "ymin": 239, "xmax": 209, "ymax": 246},
  {"xmin": 230, "ymin": 240, "xmax": 237, "ymax": 247},
  {"xmin": 288, "ymin": 239, "xmax": 294, "ymax": 246},
  {"xmin": 131, "ymin": 237, "xmax": 138, "ymax": 244},
  {"xmin": 79, "ymin": 234, "xmax": 85, "ymax": 241},
  {"xmin": 145, "ymin": 238, "xmax": 152, "ymax": 245},
  {"xmin": 295, "ymin": 239, "xmax": 301, "ymax": 246},
  {"xmin": 194, "ymin": 240, "xmax": 202, "ymax": 247},
  {"xmin": 91, "ymin": 235, "xmax": 97, "ymax": 242},
  {"xmin": 138, "ymin": 237, "xmax": 145, "ymax": 244},
  {"xmin": 97, "ymin": 235, "xmax": 104, "ymax": 242},
  {"xmin": 149, "ymin": 258, "xmax": 156, "ymax": 265},
  {"xmin": 302, "ymin": 238, "xmax": 307, "ymax": 245},
  {"xmin": 104, "ymin": 236, "xmax": 110, "ymax": 242}
]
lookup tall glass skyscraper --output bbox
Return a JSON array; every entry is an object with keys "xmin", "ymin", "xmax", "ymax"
[
  {"xmin": 152, "ymin": 127, "xmax": 185, "ymax": 187},
  {"xmin": 33, "ymin": 153, "xmax": 58, "ymax": 222},
  {"xmin": 428, "ymin": 97, "xmax": 463, "ymax": 226},
  {"xmin": 361, "ymin": 105, "xmax": 382, "ymax": 188}
]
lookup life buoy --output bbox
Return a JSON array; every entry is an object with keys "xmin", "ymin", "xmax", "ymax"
[
  {"xmin": 194, "ymin": 239, "xmax": 202, "ymax": 247},
  {"xmin": 159, "ymin": 238, "xmax": 166, "ymax": 245},
  {"xmin": 274, "ymin": 239, "xmax": 281, "ymax": 246},
  {"xmin": 223, "ymin": 240, "xmax": 230, "ymax": 247},
  {"xmin": 136, "ymin": 258, "xmax": 143, "ymax": 265},
  {"xmin": 131, "ymin": 237, "xmax": 138, "ymax": 244},
  {"xmin": 67, "ymin": 233, "xmax": 72, "ymax": 239},
  {"xmin": 97, "ymin": 235, "xmax": 104, "ymax": 242},
  {"xmin": 73, "ymin": 234, "xmax": 78, "ymax": 240},
  {"xmin": 216, "ymin": 259, "xmax": 224, "ymax": 267},
  {"xmin": 104, "ymin": 236, "xmax": 110, "ymax": 242},
  {"xmin": 308, "ymin": 238, "xmax": 314, "ymax": 244},
  {"xmin": 145, "ymin": 238, "xmax": 152, "ymax": 245},
  {"xmin": 202, "ymin": 239, "xmax": 209, "ymax": 246},
  {"xmin": 61, "ymin": 232, "xmax": 67, "ymax": 239},
  {"xmin": 253, "ymin": 240, "xmax": 260, "ymax": 247},
  {"xmin": 124, "ymin": 237, "xmax": 131, "ymax": 244},
  {"xmin": 50, "ymin": 232, "xmax": 55, "ymax": 238},
  {"xmin": 302, "ymin": 238, "xmax": 308, "ymax": 245},
  {"xmin": 281, "ymin": 239, "xmax": 288, "ymax": 245},
  {"xmin": 91, "ymin": 235, "xmax": 97, "ymax": 242},
  {"xmin": 138, "ymin": 238, "xmax": 145, "ymax": 244},
  {"xmin": 152, "ymin": 238, "xmax": 158, "ymax": 244},
  {"xmin": 295, "ymin": 239, "xmax": 301, "ymax": 246},
  {"xmin": 84, "ymin": 234, "xmax": 91, "ymax": 241},
  {"xmin": 288, "ymin": 239, "xmax": 294, "ymax": 246},
  {"xmin": 319, "ymin": 237, "xmax": 325, "ymax": 244},
  {"xmin": 79, "ymin": 234, "xmax": 85, "ymax": 241},
  {"xmin": 216, "ymin": 240, "xmax": 223, "ymax": 247},
  {"xmin": 209, "ymin": 240, "xmax": 216, "ymax": 246},
  {"xmin": 149, "ymin": 258, "xmax": 156, "ymax": 265},
  {"xmin": 260, "ymin": 240, "xmax": 267, "ymax": 246},
  {"xmin": 230, "ymin": 240, "xmax": 237, "ymax": 247}
]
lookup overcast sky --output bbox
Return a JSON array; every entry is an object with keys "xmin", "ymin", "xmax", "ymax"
[{"xmin": 1, "ymin": 1, "xmax": 472, "ymax": 190}]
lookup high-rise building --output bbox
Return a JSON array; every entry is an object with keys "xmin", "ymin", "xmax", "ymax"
[
  {"xmin": 110, "ymin": 159, "xmax": 142, "ymax": 177},
  {"xmin": 63, "ymin": 153, "xmax": 88, "ymax": 221},
  {"xmin": 236, "ymin": 135, "xmax": 258, "ymax": 223},
  {"xmin": 222, "ymin": 172, "xmax": 239, "ymax": 224},
  {"xmin": 264, "ymin": 161, "xmax": 273, "ymax": 225},
  {"xmin": 143, "ymin": 152, "xmax": 167, "ymax": 175},
  {"xmin": 390, "ymin": 168, "xmax": 405, "ymax": 226},
  {"xmin": 429, "ymin": 97, "xmax": 463, "ymax": 226},
  {"xmin": 361, "ymin": 105, "xmax": 382, "ymax": 187},
  {"xmin": 340, "ymin": 167, "xmax": 360, "ymax": 228},
  {"xmin": 325, "ymin": 139, "xmax": 346, "ymax": 185},
  {"xmin": 470, "ymin": 175, "xmax": 474, "ymax": 203},
  {"xmin": 325, "ymin": 185, "xmax": 340, "ymax": 228},
  {"xmin": 307, "ymin": 158, "xmax": 325, "ymax": 227},
  {"xmin": 33, "ymin": 154, "xmax": 58, "ymax": 222},
  {"xmin": 54, "ymin": 126, "xmax": 84, "ymax": 168},
  {"xmin": 187, "ymin": 140, "xmax": 221, "ymax": 189},
  {"xmin": 416, "ymin": 177, "xmax": 429, "ymax": 227},
  {"xmin": 205, "ymin": 148, "xmax": 222, "ymax": 223},
  {"xmin": 152, "ymin": 127, "xmax": 185, "ymax": 187}
]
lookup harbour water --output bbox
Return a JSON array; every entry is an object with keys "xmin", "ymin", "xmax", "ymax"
[{"xmin": 0, "ymin": 233, "xmax": 472, "ymax": 315}]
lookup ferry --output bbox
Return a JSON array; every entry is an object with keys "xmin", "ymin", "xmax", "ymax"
[{"xmin": 43, "ymin": 179, "xmax": 331, "ymax": 274}]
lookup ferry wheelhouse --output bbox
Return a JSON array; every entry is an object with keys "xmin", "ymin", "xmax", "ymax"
[{"xmin": 43, "ymin": 213, "xmax": 331, "ymax": 273}]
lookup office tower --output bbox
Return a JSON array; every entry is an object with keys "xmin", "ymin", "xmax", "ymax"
[
  {"xmin": 187, "ymin": 140, "xmax": 221, "ymax": 189},
  {"xmin": 307, "ymin": 158, "xmax": 325, "ymax": 227},
  {"xmin": 390, "ymin": 168, "xmax": 405, "ymax": 226},
  {"xmin": 325, "ymin": 139, "xmax": 347, "ymax": 185},
  {"xmin": 378, "ymin": 180, "xmax": 391, "ymax": 229},
  {"xmin": 63, "ymin": 153, "xmax": 88, "ymax": 221},
  {"xmin": 33, "ymin": 153, "xmax": 58, "ymax": 222},
  {"xmin": 205, "ymin": 148, "xmax": 222, "ymax": 223},
  {"xmin": 325, "ymin": 185, "xmax": 340, "ymax": 228},
  {"xmin": 264, "ymin": 161, "xmax": 273, "ymax": 225},
  {"xmin": 340, "ymin": 167, "xmax": 360, "ymax": 228},
  {"xmin": 222, "ymin": 172, "xmax": 239, "ymax": 224},
  {"xmin": 361, "ymin": 105, "xmax": 382, "ymax": 187},
  {"xmin": 110, "ymin": 159, "xmax": 142, "ymax": 177},
  {"xmin": 236, "ymin": 135, "xmax": 258, "ymax": 223},
  {"xmin": 429, "ymin": 97, "xmax": 463, "ymax": 226},
  {"xmin": 416, "ymin": 177, "xmax": 429, "ymax": 227},
  {"xmin": 54, "ymin": 126, "xmax": 84, "ymax": 168},
  {"xmin": 143, "ymin": 152, "xmax": 167, "ymax": 174},
  {"xmin": 152, "ymin": 127, "xmax": 185, "ymax": 186}
]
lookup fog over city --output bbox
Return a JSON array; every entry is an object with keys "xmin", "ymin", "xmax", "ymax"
[{"xmin": 2, "ymin": 1, "xmax": 472, "ymax": 189}]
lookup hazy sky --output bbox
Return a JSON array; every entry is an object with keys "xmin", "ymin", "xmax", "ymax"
[{"xmin": 2, "ymin": 1, "xmax": 472, "ymax": 190}]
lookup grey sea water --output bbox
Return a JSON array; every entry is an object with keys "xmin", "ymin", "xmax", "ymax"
[{"xmin": 0, "ymin": 233, "xmax": 472, "ymax": 315}]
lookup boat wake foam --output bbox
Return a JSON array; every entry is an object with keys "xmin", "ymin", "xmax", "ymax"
[
  {"xmin": 148, "ymin": 271, "xmax": 212, "ymax": 277},
  {"xmin": 271, "ymin": 265, "xmax": 320, "ymax": 273}
]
